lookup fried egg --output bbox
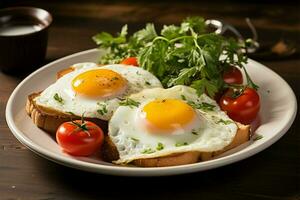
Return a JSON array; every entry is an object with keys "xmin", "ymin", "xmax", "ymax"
[
  {"xmin": 108, "ymin": 85, "xmax": 238, "ymax": 164},
  {"xmin": 35, "ymin": 63, "xmax": 162, "ymax": 120}
]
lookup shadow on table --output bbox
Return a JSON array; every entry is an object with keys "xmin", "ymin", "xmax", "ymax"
[{"xmin": 31, "ymin": 141, "xmax": 299, "ymax": 200}]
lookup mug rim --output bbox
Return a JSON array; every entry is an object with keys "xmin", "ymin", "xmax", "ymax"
[{"xmin": 0, "ymin": 6, "xmax": 53, "ymax": 38}]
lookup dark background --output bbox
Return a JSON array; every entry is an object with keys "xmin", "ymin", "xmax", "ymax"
[{"xmin": 0, "ymin": 1, "xmax": 299, "ymax": 200}]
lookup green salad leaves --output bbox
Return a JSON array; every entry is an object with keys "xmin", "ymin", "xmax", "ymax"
[{"xmin": 93, "ymin": 17, "xmax": 257, "ymax": 98}]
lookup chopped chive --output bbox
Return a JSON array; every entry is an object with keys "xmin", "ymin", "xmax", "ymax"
[
  {"xmin": 156, "ymin": 142, "xmax": 164, "ymax": 151},
  {"xmin": 119, "ymin": 98, "xmax": 140, "ymax": 108},
  {"xmin": 191, "ymin": 130, "xmax": 198, "ymax": 135},
  {"xmin": 187, "ymin": 101, "xmax": 215, "ymax": 111},
  {"xmin": 181, "ymin": 95, "xmax": 187, "ymax": 100},
  {"xmin": 141, "ymin": 148, "xmax": 155, "ymax": 154},
  {"xmin": 97, "ymin": 103, "xmax": 108, "ymax": 115},
  {"xmin": 130, "ymin": 137, "xmax": 139, "ymax": 142},
  {"xmin": 175, "ymin": 142, "xmax": 188, "ymax": 147},
  {"xmin": 54, "ymin": 93, "xmax": 64, "ymax": 104},
  {"xmin": 217, "ymin": 119, "xmax": 233, "ymax": 125},
  {"xmin": 253, "ymin": 134, "xmax": 263, "ymax": 141}
]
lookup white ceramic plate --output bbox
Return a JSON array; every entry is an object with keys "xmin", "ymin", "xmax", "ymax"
[{"xmin": 6, "ymin": 49, "xmax": 297, "ymax": 176}]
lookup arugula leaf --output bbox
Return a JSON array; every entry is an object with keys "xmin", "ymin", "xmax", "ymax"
[
  {"xmin": 133, "ymin": 23, "xmax": 157, "ymax": 43},
  {"xmin": 161, "ymin": 25, "xmax": 183, "ymax": 40},
  {"xmin": 181, "ymin": 17, "xmax": 206, "ymax": 34},
  {"xmin": 190, "ymin": 78, "xmax": 220, "ymax": 97},
  {"xmin": 93, "ymin": 17, "xmax": 258, "ymax": 98},
  {"xmin": 168, "ymin": 67, "xmax": 198, "ymax": 86},
  {"xmin": 92, "ymin": 25, "xmax": 127, "ymax": 47}
]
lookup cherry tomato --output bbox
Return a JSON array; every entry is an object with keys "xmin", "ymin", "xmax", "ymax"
[
  {"xmin": 223, "ymin": 66, "xmax": 243, "ymax": 84},
  {"xmin": 56, "ymin": 120, "xmax": 104, "ymax": 156},
  {"xmin": 120, "ymin": 57, "xmax": 139, "ymax": 66},
  {"xmin": 219, "ymin": 88, "xmax": 260, "ymax": 124}
]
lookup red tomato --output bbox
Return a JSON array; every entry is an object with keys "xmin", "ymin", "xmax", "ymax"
[
  {"xmin": 223, "ymin": 66, "xmax": 243, "ymax": 84},
  {"xmin": 56, "ymin": 120, "xmax": 104, "ymax": 156},
  {"xmin": 120, "ymin": 57, "xmax": 139, "ymax": 66},
  {"xmin": 219, "ymin": 88, "xmax": 260, "ymax": 124}
]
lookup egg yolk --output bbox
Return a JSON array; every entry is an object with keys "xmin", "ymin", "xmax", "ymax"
[
  {"xmin": 72, "ymin": 69, "xmax": 127, "ymax": 98},
  {"xmin": 142, "ymin": 99, "xmax": 196, "ymax": 133}
]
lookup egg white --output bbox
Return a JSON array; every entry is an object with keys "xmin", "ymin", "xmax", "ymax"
[
  {"xmin": 108, "ymin": 85, "xmax": 238, "ymax": 164},
  {"xmin": 35, "ymin": 63, "xmax": 163, "ymax": 120}
]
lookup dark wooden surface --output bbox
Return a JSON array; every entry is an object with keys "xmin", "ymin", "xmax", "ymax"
[{"xmin": 0, "ymin": 1, "xmax": 299, "ymax": 200}]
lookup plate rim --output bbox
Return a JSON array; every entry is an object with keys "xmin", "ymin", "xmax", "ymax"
[{"xmin": 5, "ymin": 48, "xmax": 298, "ymax": 176}]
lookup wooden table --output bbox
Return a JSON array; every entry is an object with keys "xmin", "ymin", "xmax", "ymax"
[{"xmin": 1, "ymin": 1, "xmax": 299, "ymax": 200}]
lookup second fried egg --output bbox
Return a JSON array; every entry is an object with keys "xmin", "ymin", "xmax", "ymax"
[{"xmin": 108, "ymin": 85, "xmax": 238, "ymax": 164}]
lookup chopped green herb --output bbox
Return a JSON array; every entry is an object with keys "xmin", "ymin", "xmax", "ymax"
[
  {"xmin": 187, "ymin": 101, "xmax": 215, "ymax": 111},
  {"xmin": 130, "ymin": 137, "xmax": 139, "ymax": 142},
  {"xmin": 199, "ymin": 102, "xmax": 215, "ymax": 111},
  {"xmin": 54, "ymin": 93, "xmax": 64, "ymax": 104},
  {"xmin": 97, "ymin": 103, "xmax": 108, "ymax": 115},
  {"xmin": 66, "ymin": 111, "xmax": 75, "ymax": 115},
  {"xmin": 145, "ymin": 81, "xmax": 151, "ymax": 85},
  {"xmin": 156, "ymin": 142, "xmax": 164, "ymax": 151},
  {"xmin": 141, "ymin": 148, "xmax": 155, "ymax": 154},
  {"xmin": 175, "ymin": 142, "xmax": 188, "ymax": 147},
  {"xmin": 253, "ymin": 134, "xmax": 263, "ymax": 141},
  {"xmin": 119, "ymin": 98, "xmax": 140, "ymax": 108},
  {"xmin": 217, "ymin": 119, "xmax": 233, "ymax": 125},
  {"xmin": 181, "ymin": 95, "xmax": 187, "ymax": 100},
  {"xmin": 191, "ymin": 130, "xmax": 198, "ymax": 135}
]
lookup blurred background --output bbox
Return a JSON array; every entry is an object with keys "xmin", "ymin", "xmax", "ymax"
[{"xmin": 1, "ymin": 0, "xmax": 299, "ymax": 62}]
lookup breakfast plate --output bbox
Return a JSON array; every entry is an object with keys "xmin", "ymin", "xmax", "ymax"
[{"xmin": 6, "ymin": 48, "xmax": 297, "ymax": 176}]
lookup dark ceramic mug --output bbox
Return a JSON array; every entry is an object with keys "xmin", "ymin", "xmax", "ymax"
[{"xmin": 0, "ymin": 7, "xmax": 52, "ymax": 75}]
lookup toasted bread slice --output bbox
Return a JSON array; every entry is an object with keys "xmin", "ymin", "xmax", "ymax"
[
  {"xmin": 103, "ymin": 123, "xmax": 250, "ymax": 167},
  {"xmin": 26, "ymin": 92, "xmax": 108, "ymax": 134}
]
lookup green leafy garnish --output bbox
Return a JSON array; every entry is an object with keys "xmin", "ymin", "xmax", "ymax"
[
  {"xmin": 187, "ymin": 101, "xmax": 215, "ymax": 111},
  {"xmin": 93, "ymin": 16, "xmax": 258, "ymax": 98},
  {"xmin": 156, "ymin": 142, "xmax": 164, "ymax": 151},
  {"xmin": 141, "ymin": 148, "xmax": 155, "ymax": 154},
  {"xmin": 54, "ymin": 93, "xmax": 64, "ymax": 104},
  {"xmin": 145, "ymin": 81, "xmax": 151, "ymax": 85},
  {"xmin": 66, "ymin": 111, "xmax": 75, "ymax": 115},
  {"xmin": 217, "ymin": 119, "xmax": 233, "ymax": 125},
  {"xmin": 253, "ymin": 134, "xmax": 263, "ymax": 141},
  {"xmin": 175, "ymin": 142, "xmax": 188, "ymax": 147},
  {"xmin": 111, "ymin": 77, "xmax": 119, "ymax": 81},
  {"xmin": 181, "ymin": 95, "xmax": 187, "ymax": 100},
  {"xmin": 97, "ymin": 103, "xmax": 108, "ymax": 115},
  {"xmin": 130, "ymin": 137, "xmax": 139, "ymax": 142},
  {"xmin": 191, "ymin": 130, "xmax": 198, "ymax": 135},
  {"xmin": 119, "ymin": 98, "xmax": 140, "ymax": 108}
]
